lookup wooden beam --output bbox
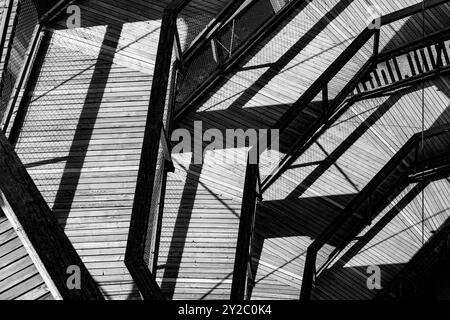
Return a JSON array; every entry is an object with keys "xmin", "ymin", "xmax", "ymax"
[
  {"xmin": 38, "ymin": 0, "xmax": 76, "ymax": 24},
  {"xmin": 231, "ymin": 161, "xmax": 259, "ymax": 300},
  {"xmin": 380, "ymin": 0, "xmax": 449, "ymax": 26},
  {"xmin": 0, "ymin": 131, "xmax": 104, "ymax": 300},
  {"xmin": 125, "ymin": 7, "xmax": 179, "ymax": 301}
]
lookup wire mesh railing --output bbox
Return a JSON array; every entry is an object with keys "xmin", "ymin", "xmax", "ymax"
[
  {"xmin": 174, "ymin": 0, "xmax": 300, "ymax": 119},
  {"xmin": 0, "ymin": 0, "xmax": 38, "ymax": 129}
]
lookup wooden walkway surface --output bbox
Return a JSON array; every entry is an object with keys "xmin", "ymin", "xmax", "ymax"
[{"xmin": 7, "ymin": 0, "xmax": 450, "ymax": 300}]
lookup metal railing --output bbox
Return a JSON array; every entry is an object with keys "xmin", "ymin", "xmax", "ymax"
[
  {"xmin": 0, "ymin": 0, "xmax": 40, "ymax": 131},
  {"xmin": 261, "ymin": 0, "xmax": 450, "ymax": 193},
  {"xmin": 174, "ymin": 0, "xmax": 302, "ymax": 121},
  {"xmin": 300, "ymin": 124, "xmax": 450, "ymax": 300}
]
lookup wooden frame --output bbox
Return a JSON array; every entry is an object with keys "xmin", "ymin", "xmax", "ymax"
[
  {"xmin": 231, "ymin": 158, "xmax": 261, "ymax": 300},
  {"xmin": 125, "ymin": 0, "xmax": 192, "ymax": 300}
]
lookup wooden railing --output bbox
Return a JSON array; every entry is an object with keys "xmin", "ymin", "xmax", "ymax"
[
  {"xmin": 231, "ymin": 154, "xmax": 262, "ymax": 300},
  {"xmin": 300, "ymin": 124, "xmax": 450, "ymax": 300},
  {"xmin": 124, "ymin": 0, "xmax": 187, "ymax": 300},
  {"xmin": 261, "ymin": 0, "xmax": 450, "ymax": 193}
]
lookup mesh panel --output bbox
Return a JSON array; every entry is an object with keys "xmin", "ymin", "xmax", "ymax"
[
  {"xmin": 144, "ymin": 52, "xmax": 177, "ymax": 270},
  {"xmin": 175, "ymin": 0, "xmax": 294, "ymax": 113},
  {"xmin": 0, "ymin": 0, "xmax": 38, "ymax": 124}
]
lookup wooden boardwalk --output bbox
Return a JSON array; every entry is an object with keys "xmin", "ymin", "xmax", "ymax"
[
  {"xmin": 0, "ymin": 211, "xmax": 53, "ymax": 300},
  {"xmin": 6, "ymin": 0, "xmax": 450, "ymax": 300}
]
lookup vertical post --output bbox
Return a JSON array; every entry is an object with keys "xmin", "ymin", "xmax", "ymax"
[
  {"xmin": 231, "ymin": 158, "xmax": 259, "ymax": 300},
  {"xmin": 373, "ymin": 29, "xmax": 380, "ymax": 61},
  {"xmin": 300, "ymin": 247, "xmax": 317, "ymax": 300},
  {"xmin": 174, "ymin": 27, "xmax": 184, "ymax": 69},
  {"xmin": 436, "ymin": 41, "xmax": 444, "ymax": 68},
  {"xmin": 125, "ymin": 7, "xmax": 178, "ymax": 300},
  {"xmin": 322, "ymin": 85, "xmax": 328, "ymax": 124}
]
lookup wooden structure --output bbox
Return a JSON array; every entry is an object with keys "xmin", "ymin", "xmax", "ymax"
[{"xmin": 0, "ymin": 0, "xmax": 450, "ymax": 300}]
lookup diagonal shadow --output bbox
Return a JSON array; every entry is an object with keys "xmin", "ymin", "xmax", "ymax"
[
  {"xmin": 160, "ymin": 161, "xmax": 203, "ymax": 299},
  {"xmin": 51, "ymin": 24, "xmax": 122, "ymax": 227}
]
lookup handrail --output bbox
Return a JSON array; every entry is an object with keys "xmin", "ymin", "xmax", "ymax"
[
  {"xmin": 375, "ymin": 224, "xmax": 450, "ymax": 300},
  {"xmin": 38, "ymin": 0, "xmax": 76, "ymax": 24},
  {"xmin": 125, "ymin": 1, "xmax": 185, "ymax": 300},
  {"xmin": 182, "ymin": 0, "xmax": 249, "ymax": 61},
  {"xmin": 231, "ymin": 154, "xmax": 262, "ymax": 300},
  {"xmin": 174, "ymin": 0, "xmax": 305, "ymax": 121},
  {"xmin": 261, "ymin": 0, "xmax": 449, "ymax": 193},
  {"xmin": 300, "ymin": 124, "xmax": 450, "ymax": 300}
]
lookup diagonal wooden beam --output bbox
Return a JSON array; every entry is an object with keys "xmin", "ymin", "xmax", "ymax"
[
  {"xmin": 0, "ymin": 131, "xmax": 104, "ymax": 300},
  {"xmin": 38, "ymin": 0, "xmax": 76, "ymax": 25}
]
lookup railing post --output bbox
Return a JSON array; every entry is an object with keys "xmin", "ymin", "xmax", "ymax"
[
  {"xmin": 322, "ymin": 84, "xmax": 329, "ymax": 124},
  {"xmin": 300, "ymin": 247, "xmax": 317, "ymax": 300},
  {"xmin": 174, "ymin": 27, "xmax": 185, "ymax": 71},
  {"xmin": 125, "ymin": 7, "xmax": 179, "ymax": 300},
  {"xmin": 231, "ymin": 158, "xmax": 259, "ymax": 300},
  {"xmin": 373, "ymin": 28, "xmax": 380, "ymax": 59}
]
